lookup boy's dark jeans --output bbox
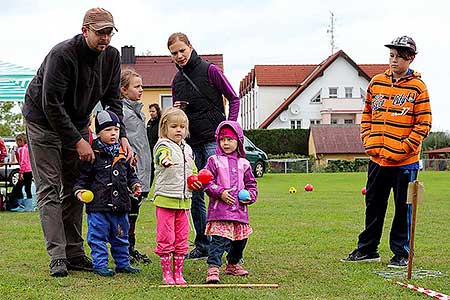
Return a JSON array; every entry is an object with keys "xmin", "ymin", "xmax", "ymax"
[{"xmin": 207, "ymin": 235, "xmax": 247, "ymax": 267}]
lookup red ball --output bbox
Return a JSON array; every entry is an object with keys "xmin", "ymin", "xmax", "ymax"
[
  {"xmin": 198, "ymin": 169, "xmax": 214, "ymax": 184},
  {"xmin": 361, "ymin": 187, "xmax": 366, "ymax": 195},
  {"xmin": 187, "ymin": 175, "xmax": 199, "ymax": 190},
  {"xmin": 304, "ymin": 184, "xmax": 313, "ymax": 192}
]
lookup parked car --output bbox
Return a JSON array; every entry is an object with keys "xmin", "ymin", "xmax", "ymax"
[
  {"xmin": 244, "ymin": 136, "xmax": 268, "ymax": 178},
  {"xmin": 0, "ymin": 138, "xmax": 19, "ymax": 186}
]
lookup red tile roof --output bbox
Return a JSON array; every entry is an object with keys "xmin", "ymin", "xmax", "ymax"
[
  {"xmin": 359, "ymin": 64, "xmax": 389, "ymax": 78},
  {"xmin": 311, "ymin": 125, "xmax": 365, "ymax": 154},
  {"xmin": 254, "ymin": 65, "xmax": 317, "ymax": 86},
  {"xmin": 122, "ymin": 54, "xmax": 223, "ymax": 88},
  {"xmin": 258, "ymin": 50, "xmax": 388, "ymax": 128},
  {"xmin": 423, "ymin": 147, "xmax": 450, "ymax": 154}
]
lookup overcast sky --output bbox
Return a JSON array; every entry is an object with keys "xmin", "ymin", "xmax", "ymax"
[{"xmin": 1, "ymin": 0, "xmax": 449, "ymax": 131}]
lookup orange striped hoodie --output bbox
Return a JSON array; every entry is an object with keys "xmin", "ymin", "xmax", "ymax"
[{"xmin": 360, "ymin": 69, "xmax": 432, "ymax": 167}]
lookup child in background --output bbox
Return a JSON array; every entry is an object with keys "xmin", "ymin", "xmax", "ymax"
[
  {"xmin": 121, "ymin": 69, "xmax": 152, "ymax": 264},
  {"xmin": 74, "ymin": 110, "xmax": 142, "ymax": 277},
  {"xmin": 10, "ymin": 133, "xmax": 34, "ymax": 212},
  {"xmin": 153, "ymin": 107, "xmax": 198, "ymax": 285},
  {"xmin": 203, "ymin": 121, "xmax": 258, "ymax": 284}
]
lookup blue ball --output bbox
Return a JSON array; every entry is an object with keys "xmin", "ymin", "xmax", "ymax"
[{"xmin": 238, "ymin": 189, "xmax": 250, "ymax": 201}]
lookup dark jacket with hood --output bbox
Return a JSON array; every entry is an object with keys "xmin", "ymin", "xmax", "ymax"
[
  {"xmin": 171, "ymin": 49, "xmax": 226, "ymax": 147},
  {"xmin": 22, "ymin": 34, "xmax": 124, "ymax": 146},
  {"xmin": 73, "ymin": 139, "xmax": 140, "ymax": 213},
  {"xmin": 204, "ymin": 121, "xmax": 258, "ymax": 224}
]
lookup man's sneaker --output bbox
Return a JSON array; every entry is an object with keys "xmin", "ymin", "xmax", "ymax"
[
  {"xmin": 116, "ymin": 265, "xmax": 141, "ymax": 274},
  {"xmin": 129, "ymin": 248, "xmax": 151, "ymax": 264},
  {"xmin": 185, "ymin": 248, "xmax": 208, "ymax": 260},
  {"xmin": 93, "ymin": 267, "xmax": 115, "ymax": 277},
  {"xmin": 49, "ymin": 259, "xmax": 68, "ymax": 277},
  {"xmin": 340, "ymin": 249, "xmax": 381, "ymax": 262},
  {"xmin": 67, "ymin": 255, "xmax": 93, "ymax": 271},
  {"xmin": 387, "ymin": 255, "xmax": 408, "ymax": 268}
]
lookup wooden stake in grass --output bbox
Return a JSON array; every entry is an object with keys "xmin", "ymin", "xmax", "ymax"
[{"xmin": 406, "ymin": 180, "xmax": 424, "ymax": 280}]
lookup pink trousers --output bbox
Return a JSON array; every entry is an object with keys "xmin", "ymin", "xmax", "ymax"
[{"xmin": 154, "ymin": 207, "xmax": 190, "ymax": 257}]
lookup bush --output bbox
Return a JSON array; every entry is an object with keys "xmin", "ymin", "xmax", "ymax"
[
  {"xmin": 244, "ymin": 128, "xmax": 309, "ymax": 155},
  {"xmin": 324, "ymin": 159, "xmax": 369, "ymax": 173}
]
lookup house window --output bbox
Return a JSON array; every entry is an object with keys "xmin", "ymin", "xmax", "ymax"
[
  {"xmin": 360, "ymin": 88, "xmax": 367, "ymax": 99},
  {"xmin": 331, "ymin": 119, "xmax": 338, "ymax": 124},
  {"xmin": 161, "ymin": 95, "xmax": 173, "ymax": 111},
  {"xmin": 310, "ymin": 90, "xmax": 321, "ymax": 103},
  {"xmin": 310, "ymin": 119, "xmax": 321, "ymax": 125},
  {"xmin": 344, "ymin": 119, "xmax": 353, "ymax": 124},
  {"xmin": 329, "ymin": 87, "xmax": 338, "ymax": 98},
  {"xmin": 345, "ymin": 87, "xmax": 353, "ymax": 98},
  {"xmin": 291, "ymin": 120, "xmax": 302, "ymax": 129}
]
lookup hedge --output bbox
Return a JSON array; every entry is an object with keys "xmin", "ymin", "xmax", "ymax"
[{"xmin": 244, "ymin": 128, "xmax": 309, "ymax": 155}]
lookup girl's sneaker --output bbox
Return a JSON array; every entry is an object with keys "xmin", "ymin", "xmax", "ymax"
[
  {"xmin": 225, "ymin": 263, "xmax": 249, "ymax": 276},
  {"xmin": 206, "ymin": 266, "xmax": 220, "ymax": 284}
]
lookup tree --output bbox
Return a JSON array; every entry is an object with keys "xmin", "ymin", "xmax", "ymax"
[
  {"xmin": 0, "ymin": 102, "xmax": 24, "ymax": 137},
  {"xmin": 422, "ymin": 131, "xmax": 450, "ymax": 151}
]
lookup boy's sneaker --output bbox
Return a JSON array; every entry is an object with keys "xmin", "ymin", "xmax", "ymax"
[
  {"xmin": 340, "ymin": 249, "xmax": 381, "ymax": 262},
  {"xmin": 49, "ymin": 259, "xmax": 68, "ymax": 277},
  {"xmin": 185, "ymin": 247, "xmax": 208, "ymax": 260},
  {"xmin": 129, "ymin": 248, "xmax": 151, "ymax": 264},
  {"xmin": 387, "ymin": 255, "xmax": 408, "ymax": 268},
  {"xmin": 67, "ymin": 255, "xmax": 93, "ymax": 271},
  {"xmin": 116, "ymin": 265, "xmax": 141, "ymax": 274},
  {"xmin": 93, "ymin": 267, "xmax": 115, "ymax": 277}
]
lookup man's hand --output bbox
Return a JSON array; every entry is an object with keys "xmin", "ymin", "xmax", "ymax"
[
  {"xmin": 121, "ymin": 137, "xmax": 133, "ymax": 161},
  {"xmin": 133, "ymin": 183, "xmax": 142, "ymax": 197},
  {"xmin": 221, "ymin": 189, "xmax": 235, "ymax": 206},
  {"xmin": 75, "ymin": 138, "xmax": 95, "ymax": 162}
]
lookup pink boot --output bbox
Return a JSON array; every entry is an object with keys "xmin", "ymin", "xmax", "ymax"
[
  {"xmin": 173, "ymin": 255, "xmax": 187, "ymax": 285},
  {"xmin": 160, "ymin": 255, "xmax": 175, "ymax": 285}
]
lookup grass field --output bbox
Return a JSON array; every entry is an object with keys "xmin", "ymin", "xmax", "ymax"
[{"xmin": 0, "ymin": 172, "xmax": 449, "ymax": 300}]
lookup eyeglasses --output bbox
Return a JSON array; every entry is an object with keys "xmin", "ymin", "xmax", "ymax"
[{"xmin": 86, "ymin": 26, "xmax": 115, "ymax": 38}]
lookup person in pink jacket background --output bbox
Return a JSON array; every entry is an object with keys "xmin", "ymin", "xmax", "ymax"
[
  {"xmin": 203, "ymin": 120, "xmax": 258, "ymax": 284},
  {"xmin": 10, "ymin": 133, "xmax": 34, "ymax": 212}
]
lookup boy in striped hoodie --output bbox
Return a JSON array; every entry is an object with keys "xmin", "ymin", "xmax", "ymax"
[{"xmin": 341, "ymin": 36, "xmax": 432, "ymax": 268}]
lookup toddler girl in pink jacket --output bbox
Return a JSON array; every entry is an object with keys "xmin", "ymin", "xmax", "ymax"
[{"xmin": 203, "ymin": 121, "xmax": 258, "ymax": 284}]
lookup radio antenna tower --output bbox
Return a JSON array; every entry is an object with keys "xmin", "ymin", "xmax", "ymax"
[{"xmin": 327, "ymin": 12, "xmax": 337, "ymax": 55}]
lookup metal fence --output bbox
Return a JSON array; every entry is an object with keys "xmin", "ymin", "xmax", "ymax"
[
  {"xmin": 266, "ymin": 158, "xmax": 450, "ymax": 173},
  {"xmin": 421, "ymin": 159, "xmax": 450, "ymax": 171}
]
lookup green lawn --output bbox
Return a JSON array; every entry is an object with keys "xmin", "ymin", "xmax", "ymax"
[{"xmin": 0, "ymin": 172, "xmax": 449, "ymax": 300}]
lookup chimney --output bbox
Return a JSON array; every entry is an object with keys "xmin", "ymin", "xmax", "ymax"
[{"xmin": 121, "ymin": 45, "xmax": 136, "ymax": 64}]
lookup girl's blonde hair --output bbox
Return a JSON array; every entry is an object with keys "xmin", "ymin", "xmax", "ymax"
[
  {"xmin": 120, "ymin": 68, "xmax": 141, "ymax": 98},
  {"xmin": 159, "ymin": 107, "xmax": 189, "ymax": 139},
  {"xmin": 15, "ymin": 133, "xmax": 27, "ymax": 144}
]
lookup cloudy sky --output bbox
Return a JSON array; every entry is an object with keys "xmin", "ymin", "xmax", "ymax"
[{"xmin": 1, "ymin": 0, "xmax": 449, "ymax": 131}]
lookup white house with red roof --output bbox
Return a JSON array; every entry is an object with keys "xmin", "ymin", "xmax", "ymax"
[{"xmin": 239, "ymin": 50, "xmax": 388, "ymax": 130}]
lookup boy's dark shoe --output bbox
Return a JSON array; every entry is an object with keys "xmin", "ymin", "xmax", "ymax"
[
  {"xmin": 49, "ymin": 259, "xmax": 68, "ymax": 277},
  {"xmin": 93, "ymin": 267, "xmax": 115, "ymax": 277},
  {"xmin": 116, "ymin": 265, "xmax": 141, "ymax": 274},
  {"xmin": 185, "ymin": 247, "xmax": 208, "ymax": 260},
  {"xmin": 387, "ymin": 255, "xmax": 408, "ymax": 268},
  {"xmin": 129, "ymin": 248, "xmax": 151, "ymax": 264},
  {"xmin": 340, "ymin": 249, "xmax": 381, "ymax": 262},
  {"xmin": 67, "ymin": 255, "xmax": 93, "ymax": 271}
]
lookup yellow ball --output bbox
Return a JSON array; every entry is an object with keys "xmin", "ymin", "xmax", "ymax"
[
  {"xmin": 81, "ymin": 190, "xmax": 94, "ymax": 203},
  {"xmin": 288, "ymin": 187, "xmax": 297, "ymax": 194}
]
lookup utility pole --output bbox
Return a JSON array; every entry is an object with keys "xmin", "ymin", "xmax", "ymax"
[{"xmin": 327, "ymin": 12, "xmax": 337, "ymax": 55}]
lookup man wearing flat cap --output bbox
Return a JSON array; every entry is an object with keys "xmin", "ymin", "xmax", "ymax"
[{"xmin": 23, "ymin": 7, "xmax": 133, "ymax": 277}]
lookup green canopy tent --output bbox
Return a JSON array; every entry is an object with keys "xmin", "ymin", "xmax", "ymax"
[{"xmin": 0, "ymin": 61, "xmax": 35, "ymax": 103}]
